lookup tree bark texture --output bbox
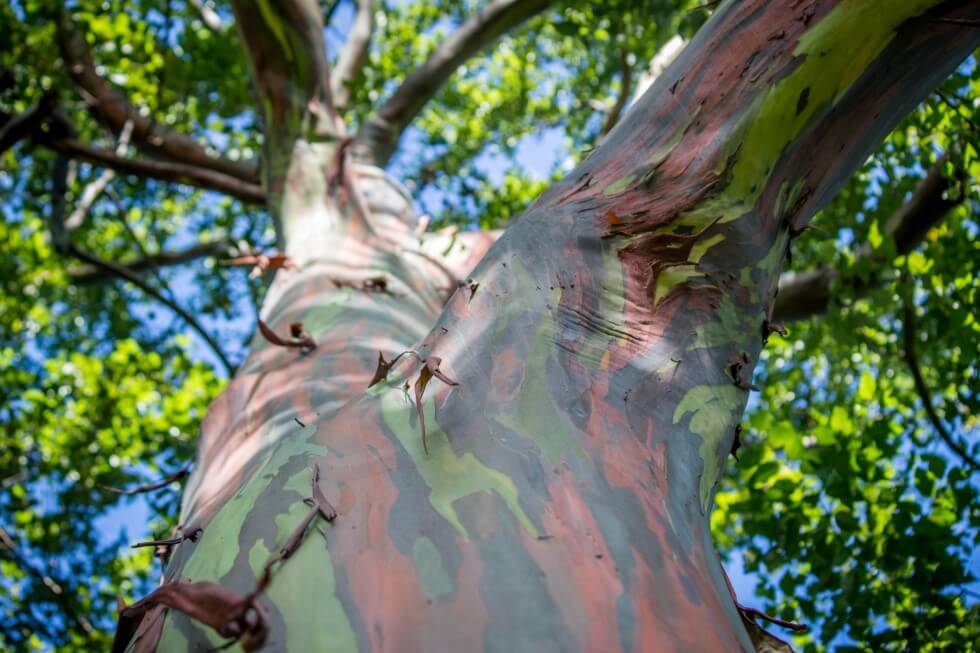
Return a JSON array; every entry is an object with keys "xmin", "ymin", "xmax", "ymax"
[{"xmin": 119, "ymin": 1, "xmax": 979, "ymax": 651}]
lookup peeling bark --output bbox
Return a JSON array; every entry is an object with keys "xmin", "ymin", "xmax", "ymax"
[{"xmin": 132, "ymin": 2, "xmax": 979, "ymax": 651}]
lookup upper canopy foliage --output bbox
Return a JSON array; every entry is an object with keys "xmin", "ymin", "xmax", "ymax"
[{"xmin": 0, "ymin": 0, "xmax": 977, "ymax": 650}]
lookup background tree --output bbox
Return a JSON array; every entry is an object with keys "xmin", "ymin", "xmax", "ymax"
[{"xmin": 1, "ymin": 0, "xmax": 978, "ymax": 651}]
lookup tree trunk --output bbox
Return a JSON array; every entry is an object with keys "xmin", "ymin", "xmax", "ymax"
[{"xmin": 114, "ymin": 1, "xmax": 978, "ymax": 651}]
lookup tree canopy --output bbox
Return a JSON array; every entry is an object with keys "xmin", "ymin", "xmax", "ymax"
[{"xmin": 0, "ymin": 1, "xmax": 978, "ymax": 650}]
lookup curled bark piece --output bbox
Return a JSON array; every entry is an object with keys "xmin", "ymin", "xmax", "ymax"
[
  {"xmin": 901, "ymin": 299, "xmax": 979, "ymax": 471},
  {"xmin": 413, "ymin": 356, "xmax": 460, "ymax": 454},
  {"xmin": 727, "ymin": 352, "xmax": 759, "ymax": 391},
  {"xmin": 114, "ymin": 465, "xmax": 336, "ymax": 653},
  {"xmin": 331, "ymin": 275, "xmax": 390, "ymax": 293},
  {"xmin": 221, "ymin": 252, "xmax": 296, "ymax": 278},
  {"xmin": 246, "ymin": 464, "xmax": 338, "ymax": 605},
  {"xmin": 99, "ymin": 467, "xmax": 189, "ymax": 495},
  {"xmin": 738, "ymin": 604, "xmax": 809, "ymax": 633},
  {"xmin": 739, "ymin": 614, "xmax": 798, "ymax": 653},
  {"xmin": 112, "ymin": 578, "xmax": 269, "ymax": 653},
  {"xmin": 730, "ymin": 424, "xmax": 743, "ymax": 461},
  {"xmin": 721, "ymin": 563, "xmax": 806, "ymax": 653},
  {"xmin": 268, "ymin": 464, "xmax": 338, "ymax": 566},
  {"xmin": 363, "ymin": 276, "xmax": 389, "ymax": 293},
  {"xmin": 368, "ymin": 352, "xmax": 393, "ymax": 387},
  {"xmin": 131, "ymin": 527, "xmax": 202, "ymax": 550},
  {"xmin": 368, "ymin": 349, "xmax": 422, "ymax": 388},
  {"xmin": 309, "ymin": 463, "xmax": 338, "ymax": 522},
  {"xmin": 762, "ymin": 319, "xmax": 788, "ymax": 341},
  {"xmin": 257, "ymin": 319, "xmax": 316, "ymax": 354}
]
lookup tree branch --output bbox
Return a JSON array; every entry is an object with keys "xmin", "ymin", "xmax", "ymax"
[
  {"xmin": 64, "ymin": 120, "xmax": 133, "ymax": 231},
  {"xmin": 187, "ymin": 0, "xmax": 228, "ymax": 33},
  {"xmin": 331, "ymin": 0, "xmax": 374, "ymax": 112},
  {"xmin": 54, "ymin": 11, "xmax": 257, "ymax": 183},
  {"xmin": 353, "ymin": 0, "xmax": 553, "ymax": 167},
  {"xmin": 68, "ymin": 239, "xmax": 232, "ymax": 285},
  {"xmin": 600, "ymin": 50, "xmax": 633, "ymax": 137},
  {"xmin": 901, "ymin": 295, "xmax": 979, "ymax": 472},
  {"xmin": 67, "ymin": 242, "xmax": 234, "ymax": 374},
  {"xmin": 48, "ymin": 151, "xmax": 235, "ymax": 374},
  {"xmin": 0, "ymin": 92, "xmax": 56, "ymax": 155},
  {"xmin": 772, "ymin": 159, "xmax": 960, "ymax": 323},
  {"xmin": 42, "ymin": 133, "xmax": 265, "ymax": 204}
]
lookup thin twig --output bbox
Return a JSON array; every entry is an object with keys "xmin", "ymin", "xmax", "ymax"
[
  {"xmin": 0, "ymin": 525, "xmax": 95, "ymax": 637},
  {"xmin": 934, "ymin": 89, "xmax": 980, "ymax": 133},
  {"xmin": 331, "ymin": 0, "xmax": 374, "ymax": 111},
  {"xmin": 600, "ymin": 49, "xmax": 633, "ymax": 136},
  {"xmin": 68, "ymin": 243, "xmax": 234, "ymax": 374},
  {"xmin": 47, "ymin": 114, "xmax": 237, "ymax": 484},
  {"xmin": 353, "ymin": 0, "xmax": 553, "ymax": 166},
  {"xmin": 931, "ymin": 18, "xmax": 980, "ymax": 27},
  {"xmin": 0, "ymin": 91, "xmax": 57, "ymax": 154},
  {"xmin": 69, "ymin": 236, "xmax": 231, "ymax": 285},
  {"xmin": 900, "ymin": 294, "xmax": 979, "ymax": 472},
  {"xmin": 100, "ymin": 467, "xmax": 190, "ymax": 495},
  {"xmin": 104, "ymin": 187, "xmax": 179, "ymax": 305},
  {"xmin": 43, "ymin": 135, "xmax": 265, "ymax": 204},
  {"xmin": 64, "ymin": 120, "xmax": 133, "ymax": 231}
]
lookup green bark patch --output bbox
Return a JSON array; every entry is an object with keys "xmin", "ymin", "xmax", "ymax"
[
  {"xmin": 653, "ymin": 264, "xmax": 705, "ymax": 309},
  {"xmin": 412, "ymin": 536, "xmax": 454, "ymax": 600},
  {"xmin": 603, "ymin": 174, "xmax": 636, "ymax": 197},
  {"xmin": 726, "ymin": 0, "xmax": 942, "ymax": 201},
  {"xmin": 688, "ymin": 233, "xmax": 726, "ymax": 264},
  {"xmin": 301, "ymin": 288, "xmax": 354, "ymax": 335},
  {"xmin": 177, "ymin": 432, "xmax": 327, "ymax": 583},
  {"xmin": 380, "ymin": 388, "xmax": 538, "ymax": 540},
  {"xmin": 495, "ymin": 314, "xmax": 585, "ymax": 469},
  {"xmin": 254, "ymin": 512, "xmax": 358, "ymax": 651},
  {"xmin": 673, "ymin": 385, "xmax": 743, "ymax": 513},
  {"xmin": 688, "ymin": 293, "xmax": 752, "ymax": 352}
]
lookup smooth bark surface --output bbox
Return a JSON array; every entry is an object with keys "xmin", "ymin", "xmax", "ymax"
[{"xmin": 117, "ymin": 1, "xmax": 979, "ymax": 651}]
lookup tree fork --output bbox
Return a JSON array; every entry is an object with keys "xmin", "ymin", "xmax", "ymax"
[{"xmin": 125, "ymin": 1, "xmax": 979, "ymax": 651}]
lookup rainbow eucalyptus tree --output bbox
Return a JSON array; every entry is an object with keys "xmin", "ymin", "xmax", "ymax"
[{"xmin": 6, "ymin": 0, "xmax": 978, "ymax": 651}]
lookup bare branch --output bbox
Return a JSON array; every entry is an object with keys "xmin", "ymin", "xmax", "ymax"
[
  {"xmin": 47, "ymin": 151, "xmax": 234, "ymax": 373},
  {"xmin": 332, "ymin": 0, "xmax": 374, "ymax": 112},
  {"xmin": 901, "ymin": 295, "xmax": 979, "ymax": 472},
  {"xmin": 353, "ymin": 0, "xmax": 553, "ymax": 167},
  {"xmin": 64, "ymin": 120, "xmax": 133, "ymax": 231},
  {"xmin": 187, "ymin": 0, "xmax": 228, "ymax": 33},
  {"xmin": 101, "ymin": 467, "xmax": 191, "ymax": 495},
  {"xmin": 0, "ymin": 92, "xmax": 57, "ymax": 154},
  {"xmin": 55, "ymin": 12, "xmax": 257, "ymax": 183},
  {"xmin": 600, "ymin": 50, "xmax": 633, "ymax": 137},
  {"xmin": 773, "ymin": 159, "xmax": 960, "ymax": 322},
  {"xmin": 69, "ymin": 239, "xmax": 232, "ymax": 285},
  {"xmin": 42, "ymin": 133, "xmax": 265, "ymax": 204},
  {"xmin": 67, "ymin": 242, "xmax": 235, "ymax": 374}
]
